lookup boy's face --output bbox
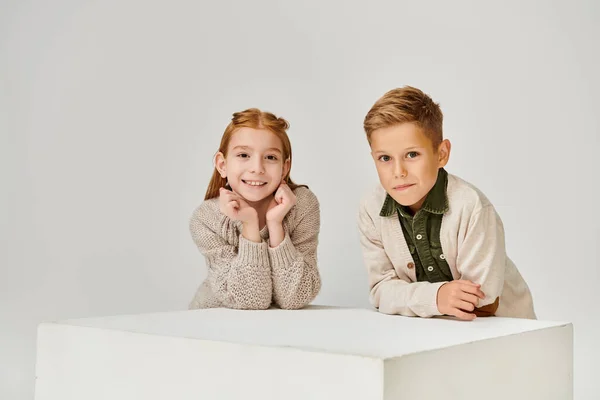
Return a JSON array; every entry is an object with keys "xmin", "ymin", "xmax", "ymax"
[{"xmin": 370, "ymin": 122, "xmax": 450, "ymax": 213}]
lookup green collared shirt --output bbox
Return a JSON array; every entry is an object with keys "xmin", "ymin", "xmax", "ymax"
[{"xmin": 379, "ymin": 168, "xmax": 453, "ymax": 283}]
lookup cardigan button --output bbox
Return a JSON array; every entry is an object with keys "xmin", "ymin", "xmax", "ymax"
[{"xmin": 407, "ymin": 262, "xmax": 415, "ymax": 269}]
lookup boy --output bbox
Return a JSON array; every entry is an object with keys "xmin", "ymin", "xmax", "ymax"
[{"xmin": 358, "ymin": 86, "xmax": 535, "ymax": 320}]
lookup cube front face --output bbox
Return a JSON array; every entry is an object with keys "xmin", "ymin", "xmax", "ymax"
[
  {"xmin": 383, "ymin": 325, "xmax": 573, "ymax": 400},
  {"xmin": 35, "ymin": 323, "xmax": 385, "ymax": 400}
]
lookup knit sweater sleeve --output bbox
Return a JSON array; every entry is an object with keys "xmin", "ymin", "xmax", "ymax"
[
  {"xmin": 267, "ymin": 188, "xmax": 322, "ymax": 310},
  {"xmin": 189, "ymin": 201, "xmax": 272, "ymax": 310}
]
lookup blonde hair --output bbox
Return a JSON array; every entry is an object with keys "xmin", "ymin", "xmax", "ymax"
[
  {"xmin": 204, "ymin": 108, "xmax": 305, "ymax": 200},
  {"xmin": 363, "ymin": 86, "xmax": 444, "ymax": 148}
]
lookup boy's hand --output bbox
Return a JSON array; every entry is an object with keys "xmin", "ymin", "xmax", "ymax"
[
  {"xmin": 218, "ymin": 187, "xmax": 258, "ymax": 224},
  {"xmin": 436, "ymin": 280, "xmax": 485, "ymax": 321},
  {"xmin": 266, "ymin": 182, "xmax": 296, "ymax": 223}
]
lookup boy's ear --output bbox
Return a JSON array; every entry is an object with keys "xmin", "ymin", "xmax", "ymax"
[
  {"xmin": 214, "ymin": 152, "xmax": 227, "ymax": 178},
  {"xmin": 437, "ymin": 139, "xmax": 451, "ymax": 168},
  {"xmin": 282, "ymin": 158, "xmax": 291, "ymax": 181}
]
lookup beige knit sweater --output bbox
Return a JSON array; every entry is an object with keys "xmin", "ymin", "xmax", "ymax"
[{"xmin": 189, "ymin": 187, "xmax": 321, "ymax": 310}]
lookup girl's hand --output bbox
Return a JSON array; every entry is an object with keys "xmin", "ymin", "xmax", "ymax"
[
  {"xmin": 266, "ymin": 182, "xmax": 297, "ymax": 223},
  {"xmin": 218, "ymin": 187, "xmax": 258, "ymax": 224}
]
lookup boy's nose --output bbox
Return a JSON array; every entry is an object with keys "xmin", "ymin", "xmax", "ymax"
[{"xmin": 394, "ymin": 162, "xmax": 407, "ymax": 178}]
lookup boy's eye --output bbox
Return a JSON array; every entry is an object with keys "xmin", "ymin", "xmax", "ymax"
[
  {"xmin": 378, "ymin": 155, "xmax": 391, "ymax": 162},
  {"xmin": 406, "ymin": 151, "xmax": 419, "ymax": 159}
]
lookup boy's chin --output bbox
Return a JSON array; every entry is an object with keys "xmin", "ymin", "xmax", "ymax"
[{"xmin": 388, "ymin": 193, "xmax": 417, "ymax": 208}]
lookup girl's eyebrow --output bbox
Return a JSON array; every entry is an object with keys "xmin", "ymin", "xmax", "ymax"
[
  {"xmin": 231, "ymin": 145, "xmax": 251, "ymax": 151},
  {"xmin": 232, "ymin": 145, "xmax": 282, "ymax": 154}
]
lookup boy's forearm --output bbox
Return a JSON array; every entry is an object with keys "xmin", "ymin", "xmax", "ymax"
[{"xmin": 372, "ymin": 279, "xmax": 446, "ymax": 317}]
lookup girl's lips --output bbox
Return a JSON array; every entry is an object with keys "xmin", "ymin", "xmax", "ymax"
[{"xmin": 242, "ymin": 180, "xmax": 267, "ymax": 187}]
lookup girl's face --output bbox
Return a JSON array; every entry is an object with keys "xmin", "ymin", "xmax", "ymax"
[{"xmin": 215, "ymin": 127, "xmax": 290, "ymax": 205}]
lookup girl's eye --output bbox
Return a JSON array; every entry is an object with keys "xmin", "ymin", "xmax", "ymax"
[
  {"xmin": 237, "ymin": 153, "xmax": 249, "ymax": 158},
  {"xmin": 266, "ymin": 155, "xmax": 278, "ymax": 161},
  {"xmin": 378, "ymin": 155, "xmax": 391, "ymax": 162},
  {"xmin": 406, "ymin": 151, "xmax": 419, "ymax": 159}
]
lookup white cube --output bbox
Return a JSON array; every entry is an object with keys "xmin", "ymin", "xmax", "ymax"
[{"xmin": 35, "ymin": 306, "xmax": 572, "ymax": 400}]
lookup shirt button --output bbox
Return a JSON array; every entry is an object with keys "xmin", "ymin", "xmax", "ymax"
[
  {"xmin": 427, "ymin": 266, "xmax": 434, "ymax": 272},
  {"xmin": 416, "ymin": 234, "xmax": 423, "ymax": 240},
  {"xmin": 407, "ymin": 262, "xmax": 415, "ymax": 269},
  {"xmin": 440, "ymin": 254, "xmax": 446, "ymax": 260}
]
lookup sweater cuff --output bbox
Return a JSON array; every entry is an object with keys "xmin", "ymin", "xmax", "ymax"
[
  {"xmin": 419, "ymin": 281, "xmax": 446, "ymax": 317},
  {"xmin": 267, "ymin": 232, "xmax": 297, "ymax": 268},
  {"xmin": 238, "ymin": 235, "xmax": 269, "ymax": 265}
]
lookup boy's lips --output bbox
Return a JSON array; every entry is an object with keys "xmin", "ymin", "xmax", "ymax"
[{"xmin": 393, "ymin": 183, "xmax": 415, "ymax": 191}]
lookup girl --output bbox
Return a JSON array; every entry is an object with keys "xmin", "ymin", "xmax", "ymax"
[{"xmin": 189, "ymin": 108, "xmax": 321, "ymax": 310}]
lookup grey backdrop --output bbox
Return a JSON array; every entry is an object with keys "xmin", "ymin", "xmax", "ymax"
[{"xmin": 1, "ymin": 1, "xmax": 599, "ymax": 399}]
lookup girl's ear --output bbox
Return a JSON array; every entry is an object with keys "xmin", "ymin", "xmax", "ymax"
[
  {"xmin": 437, "ymin": 139, "xmax": 451, "ymax": 168},
  {"xmin": 282, "ymin": 158, "xmax": 291, "ymax": 181},
  {"xmin": 214, "ymin": 152, "xmax": 227, "ymax": 178}
]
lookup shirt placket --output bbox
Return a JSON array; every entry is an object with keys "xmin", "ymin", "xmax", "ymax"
[{"xmin": 412, "ymin": 212, "xmax": 445, "ymax": 283}]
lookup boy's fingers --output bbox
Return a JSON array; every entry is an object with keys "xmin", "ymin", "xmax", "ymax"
[
  {"xmin": 461, "ymin": 284, "xmax": 485, "ymax": 299},
  {"xmin": 455, "ymin": 300, "xmax": 475, "ymax": 312},
  {"xmin": 453, "ymin": 308, "xmax": 476, "ymax": 321},
  {"xmin": 459, "ymin": 292, "xmax": 480, "ymax": 307}
]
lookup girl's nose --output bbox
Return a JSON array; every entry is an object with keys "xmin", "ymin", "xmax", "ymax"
[{"xmin": 250, "ymin": 159, "xmax": 265, "ymax": 174}]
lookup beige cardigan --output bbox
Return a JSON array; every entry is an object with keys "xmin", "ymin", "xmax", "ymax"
[
  {"xmin": 358, "ymin": 173, "xmax": 536, "ymax": 319},
  {"xmin": 189, "ymin": 187, "xmax": 321, "ymax": 310}
]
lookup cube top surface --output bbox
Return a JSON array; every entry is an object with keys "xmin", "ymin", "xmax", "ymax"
[{"xmin": 51, "ymin": 306, "xmax": 568, "ymax": 359}]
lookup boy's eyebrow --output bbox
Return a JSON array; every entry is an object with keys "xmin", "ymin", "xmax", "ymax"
[{"xmin": 372, "ymin": 146, "xmax": 423, "ymax": 154}]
